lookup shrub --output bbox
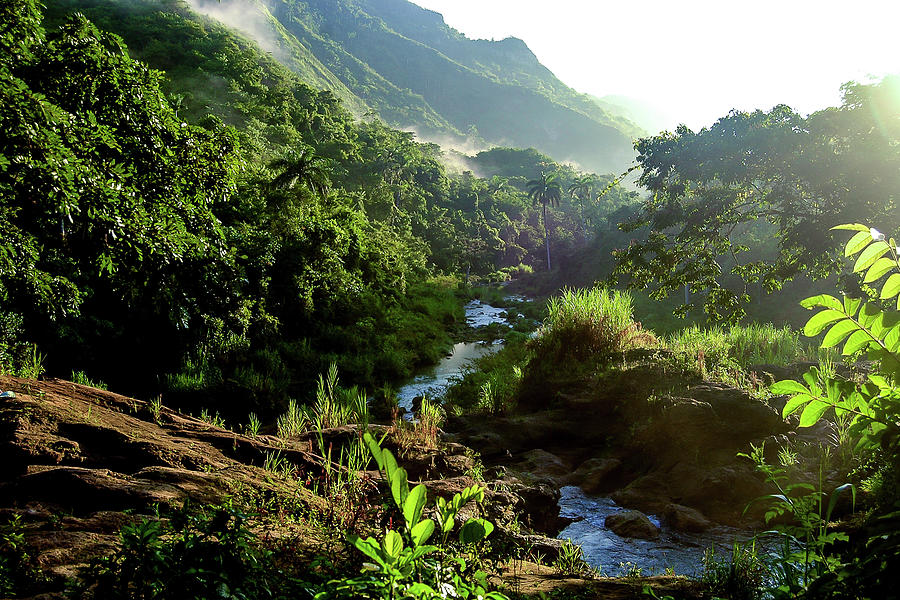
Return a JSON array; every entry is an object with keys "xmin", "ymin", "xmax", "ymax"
[
  {"xmin": 529, "ymin": 286, "xmax": 654, "ymax": 365},
  {"xmin": 75, "ymin": 504, "xmax": 304, "ymax": 599}
]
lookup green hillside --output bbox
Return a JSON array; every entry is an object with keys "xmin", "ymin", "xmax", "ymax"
[{"xmin": 51, "ymin": 0, "xmax": 640, "ymax": 173}]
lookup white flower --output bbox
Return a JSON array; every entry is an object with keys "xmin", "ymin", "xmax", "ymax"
[{"xmin": 870, "ymin": 227, "xmax": 885, "ymax": 242}]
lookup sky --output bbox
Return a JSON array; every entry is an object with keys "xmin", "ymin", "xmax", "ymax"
[{"xmin": 408, "ymin": 0, "xmax": 900, "ymax": 132}]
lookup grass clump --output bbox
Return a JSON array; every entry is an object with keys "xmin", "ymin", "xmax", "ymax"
[
  {"xmin": 530, "ymin": 286, "xmax": 654, "ymax": 365},
  {"xmin": 666, "ymin": 323, "xmax": 806, "ymax": 368}
]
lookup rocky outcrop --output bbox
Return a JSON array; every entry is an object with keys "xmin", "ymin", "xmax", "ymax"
[
  {"xmin": 449, "ymin": 359, "xmax": 820, "ymax": 529},
  {"xmin": 604, "ymin": 510, "xmax": 660, "ymax": 539}
]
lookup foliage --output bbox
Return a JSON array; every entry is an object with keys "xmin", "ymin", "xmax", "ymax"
[
  {"xmin": 317, "ymin": 432, "xmax": 507, "ymax": 599},
  {"xmin": 615, "ymin": 80, "xmax": 900, "ymax": 322},
  {"xmin": 554, "ymin": 539, "xmax": 592, "ymax": 577},
  {"xmin": 760, "ymin": 222, "xmax": 900, "ymax": 598},
  {"xmin": 75, "ymin": 504, "xmax": 303, "ymax": 599},
  {"xmin": 0, "ymin": 514, "xmax": 42, "ymax": 597},
  {"xmin": 700, "ymin": 542, "xmax": 766, "ymax": 600},
  {"xmin": 530, "ymin": 287, "xmax": 653, "ymax": 365}
]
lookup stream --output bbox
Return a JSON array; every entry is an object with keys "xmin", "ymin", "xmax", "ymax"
[
  {"xmin": 396, "ymin": 299, "xmax": 513, "ymax": 415},
  {"xmin": 397, "ymin": 297, "xmax": 755, "ymax": 576},
  {"xmin": 557, "ymin": 486, "xmax": 758, "ymax": 576}
]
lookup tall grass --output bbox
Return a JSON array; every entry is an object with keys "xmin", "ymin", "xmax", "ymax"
[
  {"xmin": 666, "ymin": 323, "xmax": 808, "ymax": 368},
  {"xmin": 275, "ymin": 363, "xmax": 369, "ymax": 439},
  {"xmin": 530, "ymin": 286, "xmax": 654, "ymax": 364}
]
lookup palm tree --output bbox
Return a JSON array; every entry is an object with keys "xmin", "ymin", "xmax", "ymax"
[
  {"xmin": 527, "ymin": 171, "xmax": 562, "ymax": 271},
  {"xmin": 568, "ymin": 175, "xmax": 595, "ymax": 237},
  {"xmin": 268, "ymin": 146, "xmax": 332, "ymax": 197}
]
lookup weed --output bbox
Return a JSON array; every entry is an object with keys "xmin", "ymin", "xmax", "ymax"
[
  {"xmin": 70, "ymin": 370, "xmax": 108, "ymax": 390},
  {"xmin": 198, "ymin": 409, "xmax": 226, "ymax": 429},
  {"xmin": 701, "ymin": 542, "xmax": 765, "ymax": 600},
  {"xmin": 276, "ymin": 399, "xmax": 309, "ymax": 438},
  {"xmin": 554, "ymin": 539, "xmax": 592, "ymax": 577},
  {"xmin": 531, "ymin": 286, "xmax": 655, "ymax": 365},
  {"xmin": 148, "ymin": 396, "xmax": 163, "ymax": 423},
  {"xmin": 245, "ymin": 412, "xmax": 261, "ymax": 438}
]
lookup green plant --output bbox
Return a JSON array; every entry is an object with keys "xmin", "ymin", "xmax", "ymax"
[
  {"xmin": 71, "ymin": 370, "xmax": 108, "ymax": 390},
  {"xmin": 554, "ymin": 539, "xmax": 591, "ymax": 577},
  {"xmin": 530, "ymin": 286, "xmax": 654, "ymax": 366},
  {"xmin": 75, "ymin": 504, "xmax": 300, "ymax": 599},
  {"xmin": 701, "ymin": 541, "xmax": 766, "ymax": 600},
  {"xmin": 0, "ymin": 514, "xmax": 41, "ymax": 596},
  {"xmin": 198, "ymin": 409, "xmax": 226, "ymax": 429},
  {"xmin": 741, "ymin": 442, "xmax": 854, "ymax": 596},
  {"xmin": 277, "ymin": 399, "xmax": 309, "ymax": 438},
  {"xmin": 760, "ymin": 223, "xmax": 900, "ymax": 598},
  {"xmin": 18, "ymin": 345, "xmax": 45, "ymax": 380},
  {"xmin": 317, "ymin": 432, "xmax": 507, "ymax": 599},
  {"xmin": 148, "ymin": 396, "xmax": 163, "ymax": 423},
  {"xmin": 245, "ymin": 412, "xmax": 261, "ymax": 438}
]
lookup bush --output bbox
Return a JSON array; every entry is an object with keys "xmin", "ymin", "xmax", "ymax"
[
  {"xmin": 529, "ymin": 286, "xmax": 654, "ymax": 365},
  {"xmin": 75, "ymin": 504, "xmax": 304, "ymax": 599}
]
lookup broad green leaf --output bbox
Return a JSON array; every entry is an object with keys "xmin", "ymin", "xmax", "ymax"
[
  {"xmin": 782, "ymin": 394, "xmax": 813, "ymax": 418},
  {"xmin": 853, "ymin": 241, "xmax": 891, "ymax": 273},
  {"xmin": 390, "ymin": 468, "xmax": 409, "ymax": 508},
  {"xmin": 410, "ymin": 519, "xmax": 435, "ymax": 547},
  {"xmin": 771, "ymin": 380, "xmax": 810, "ymax": 395},
  {"xmin": 459, "ymin": 518, "xmax": 494, "ymax": 544},
  {"xmin": 881, "ymin": 274, "xmax": 900, "ymax": 299},
  {"xmin": 843, "ymin": 329, "xmax": 873, "ymax": 355},
  {"xmin": 350, "ymin": 535, "xmax": 387, "ymax": 568},
  {"xmin": 844, "ymin": 296, "xmax": 862, "ymax": 317},
  {"xmin": 831, "ymin": 223, "xmax": 871, "ymax": 232},
  {"xmin": 363, "ymin": 433, "xmax": 385, "ymax": 471},
  {"xmin": 803, "ymin": 309, "xmax": 846, "ymax": 336},
  {"xmin": 382, "ymin": 530, "xmax": 403, "ymax": 560},
  {"xmin": 800, "ymin": 294, "xmax": 843, "ymax": 311},
  {"xmin": 859, "ymin": 302, "xmax": 881, "ymax": 328},
  {"xmin": 864, "ymin": 257, "xmax": 896, "ymax": 283},
  {"xmin": 799, "ymin": 399, "xmax": 831, "ymax": 427},
  {"xmin": 403, "ymin": 484, "xmax": 428, "ymax": 530},
  {"xmin": 844, "ymin": 230, "xmax": 873, "ymax": 257},
  {"xmin": 822, "ymin": 319, "xmax": 859, "ymax": 348}
]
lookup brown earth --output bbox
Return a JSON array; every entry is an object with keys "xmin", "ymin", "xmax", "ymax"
[{"xmin": 2, "ymin": 374, "xmax": 666, "ymax": 599}]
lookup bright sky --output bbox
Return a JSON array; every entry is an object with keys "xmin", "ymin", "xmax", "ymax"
[{"xmin": 409, "ymin": 0, "xmax": 900, "ymax": 132}]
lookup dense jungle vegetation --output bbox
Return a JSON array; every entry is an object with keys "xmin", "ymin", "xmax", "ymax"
[
  {"xmin": 4, "ymin": 0, "xmax": 900, "ymax": 599},
  {"xmin": 0, "ymin": 0, "xmax": 636, "ymax": 416}
]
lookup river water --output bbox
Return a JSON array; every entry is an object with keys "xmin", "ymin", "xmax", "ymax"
[
  {"xmin": 397, "ymin": 297, "xmax": 755, "ymax": 576},
  {"xmin": 396, "ymin": 299, "xmax": 512, "ymax": 414},
  {"xmin": 557, "ymin": 486, "xmax": 758, "ymax": 576}
]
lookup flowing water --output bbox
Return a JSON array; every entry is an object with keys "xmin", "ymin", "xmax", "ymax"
[
  {"xmin": 396, "ymin": 299, "xmax": 516, "ymax": 415},
  {"xmin": 557, "ymin": 486, "xmax": 759, "ymax": 576},
  {"xmin": 398, "ymin": 297, "xmax": 756, "ymax": 576}
]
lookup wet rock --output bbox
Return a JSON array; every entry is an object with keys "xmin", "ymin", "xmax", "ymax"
[
  {"xmin": 514, "ymin": 449, "xmax": 571, "ymax": 482},
  {"xmin": 663, "ymin": 503, "xmax": 712, "ymax": 533},
  {"xmin": 566, "ymin": 458, "xmax": 622, "ymax": 494},
  {"xmin": 604, "ymin": 510, "xmax": 660, "ymax": 540}
]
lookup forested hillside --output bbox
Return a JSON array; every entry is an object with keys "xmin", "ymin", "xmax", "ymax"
[
  {"xmin": 3, "ymin": 0, "xmax": 636, "ymax": 416},
  {"xmin": 56, "ymin": 0, "xmax": 641, "ymax": 173}
]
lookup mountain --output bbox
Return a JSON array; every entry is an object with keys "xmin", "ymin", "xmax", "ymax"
[{"xmin": 50, "ymin": 0, "xmax": 641, "ymax": 174}]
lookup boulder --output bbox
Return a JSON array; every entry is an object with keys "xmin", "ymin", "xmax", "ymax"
[
  {"xmin": 604, "ymin": 510, "xmax": 660, "ymax": 540},
  {"xmin": 663, "ymin": 503, "xmax": 712, "ymax": 533},
  {"xmin": 513, "ymin": 449, "xmax": 571, "ymax": 482},
  {"xmin": 566, "ymin": 457, "xmax": 622, "ymax": 494}
]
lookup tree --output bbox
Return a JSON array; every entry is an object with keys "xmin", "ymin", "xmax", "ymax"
[
  {"xmin": 568, "ymin": 174, "xmax": 595, "ymax": 236},
  {"xmin": 527, "ymin": 172, "xmax": 562, "ymax": 270},
  {"xmin": 269, "ymin": 145, "xmax": 332, "ymax": 198},
  {"xmin": 614, "ymin": 79, "xmax": 900, "ymax": 322}
]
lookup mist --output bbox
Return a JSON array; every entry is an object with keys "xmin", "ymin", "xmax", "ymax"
[{"xmin": 187, "ymin": 0, "xmax": 287, "ymax": 63}]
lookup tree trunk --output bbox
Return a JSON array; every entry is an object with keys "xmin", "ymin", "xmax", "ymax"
[{"xmin": 543, "ymin": 202, "xmax": 551, "ymax": 271}]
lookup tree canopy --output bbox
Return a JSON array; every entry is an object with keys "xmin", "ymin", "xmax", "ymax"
[{"xmin": 614, "ymin": 78, "xmax": 900, "ymax": 322}]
